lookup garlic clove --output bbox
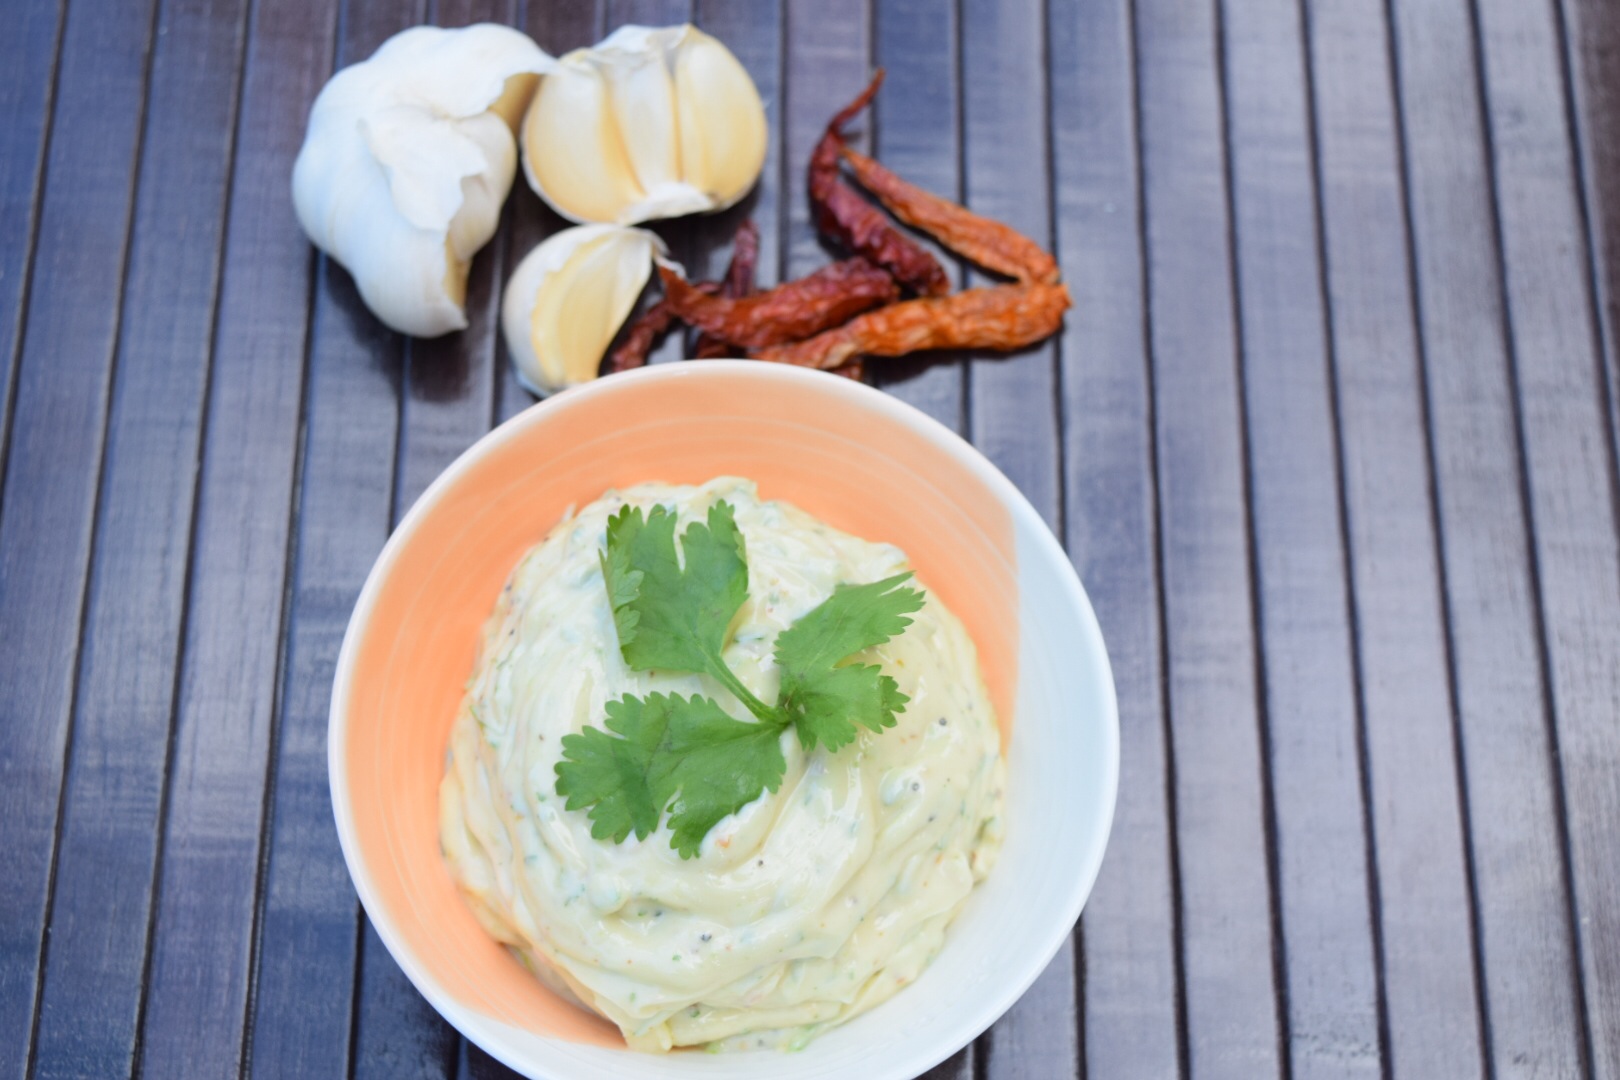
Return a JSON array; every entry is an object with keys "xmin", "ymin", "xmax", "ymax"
[
  {"xmin": 521, "ymin": 62, "xmax": 646, "ymax": 226},
  {"xmin": 520, "ymin": 24, "xmax": 765, "ymax": 225},
  {"xmin": 292, "ymin": 24, "xmax": 554, "ymax": 337},
  {"xmin": 501, "ymin": 225, "xmax": 666, "ymax": 395},
  {"xmin": 675, "ymin": 33, "xmax": 768, "ymax": 209},
  {"xmin": 598, "ymin": 33, "xmax": 683, "ymax": 199}
]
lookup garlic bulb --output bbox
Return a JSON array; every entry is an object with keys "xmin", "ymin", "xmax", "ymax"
[
  {"xmin": 521, "ymin": 25, "xmax": 767, "ymax": 225},
  {"xmin": 293, "ymin": 24, "xmax": 555, "ymax": 337},
  {"xmin": 501, "ymin": 225, "xmax": 667, "ymax": 395}
]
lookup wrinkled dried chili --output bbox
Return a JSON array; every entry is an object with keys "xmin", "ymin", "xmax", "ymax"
[
  {"xmin": 809, "ymin": 73, "xmax": 950, "ymax": 298},
  {"xmin": 752, "ymin": 283, "xmax": 1071, "ymax": 370},
  {"xmin": 840, "ymin": 147, "xmax": 1061, "ymax": 285},
  {"xmin": 659, "ymin": 259, "xmax": 898, "ymax": 349},
  {"xmin": 605, "ymin": 281, "xmax": 720, "ymax": 373},
  {"xmin": 692, "ymin": 222, "xmax": 760, "ymax": 359}
]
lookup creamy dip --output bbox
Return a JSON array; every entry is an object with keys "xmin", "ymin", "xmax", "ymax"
[{"xmin": 439, "ymin": 477, "xmax": 1005, "ymax": 1052}]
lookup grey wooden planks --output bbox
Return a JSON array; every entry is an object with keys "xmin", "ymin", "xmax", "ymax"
[
  {"xmin": 134, "ymin": 0, "xmax": 337, "ymax": 1072},
  {"xmin": 244, "ymin": 0, "xmax": 420, "ymax": 1073},
  {"xmin": 1384, "ymin": 0, "xmax": 1584, "ymax": 1073},
  {"xmin": 1564, "ymin": 0, "xmax": 1620, "ymax": 475},
  {"xmin": 1134, "ymin": 0, "xmax": 1283, "ymax": 1073},
  {"xmin": 1049, "ymin": 0, "xmax": 1181, "ymax": 1075},
  {"xmin": 27, "ymin": 0, "xmax": 251, "ymax": 1075},
  {"xmin": 0, "ymin": 0, "xmax": 161, "ymax": 1074},
  {"xmin": 1221, "ymin": 0, "xmax": 1383, "ymax": 1074},
  {"xmin": 1474, "ymin": 0, "xmax": 1620, "ymax": 1072},
  {"xmin": 0, "ymin": 0, "xmax": 64, "ymax": 496},
  {"xmin": 1308, "ymin": 0, "xmax": 1489, "ymax": 1076}
]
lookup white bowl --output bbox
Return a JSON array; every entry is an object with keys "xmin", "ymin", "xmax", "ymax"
[{"xmin": 329, "ymin": 361, "xmax": 1118, "ymax": 1079}]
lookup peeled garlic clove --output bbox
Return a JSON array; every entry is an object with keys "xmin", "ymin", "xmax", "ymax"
[
  {"xmin": 292, "ymin": 24, "xmax": 555, "ymax": 337},
  {"xmin": 501, "ymin": 225, "xmax": 666, "ymax": 395},
  {"xmin": 521, "ymin": 25, "xmax": 766, "ymax": 225},
  {"xmin": 674, "ymin": 33, "xmax": 768, "ymax": 207}
]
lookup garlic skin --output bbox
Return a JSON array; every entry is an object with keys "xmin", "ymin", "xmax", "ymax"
[
  {"xmin": 501, "ymin": 225, "xmax": 667, "ymax": 395},
  {"xmin": 293, "ymin": 24, "xmax": 555, "ymax": 337},
  {"xmin": 522, "ymin": 25, "xmax": 767, "ymax": 225}
]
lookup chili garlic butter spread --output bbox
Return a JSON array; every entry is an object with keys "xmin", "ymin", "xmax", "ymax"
[{"xmin": 438, "ymin": 477, "xmax": 1005, "ymax": 1052}]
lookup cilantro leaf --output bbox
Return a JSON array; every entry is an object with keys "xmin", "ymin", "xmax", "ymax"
[
  {"xmin": 563, "ymin": 499, "xmax": 927, "ymax": 856},
  {"xmin": 774, "ymin": 572, "xmax": 926, "ymax": 751},
  {"xmin": 599, "ymin": 502, "xmax": 766, "ymax": 717},
  {"xmin": 555, "ymin": 692, "xmax": 786, "ymax": 858}
]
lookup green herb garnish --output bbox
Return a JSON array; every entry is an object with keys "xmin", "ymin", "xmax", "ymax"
[{"xmin": 554, "ymin": 500, "xmax": 923, "ymax": 857}]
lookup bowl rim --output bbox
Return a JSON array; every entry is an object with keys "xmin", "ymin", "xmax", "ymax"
[{"xmin": 328, "ymin": 360, "xmax": 1120, "ymax": 1079}]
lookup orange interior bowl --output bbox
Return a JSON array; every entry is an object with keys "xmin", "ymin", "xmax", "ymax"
[{"xmin": 329, "ymin": 362, "xmax": 1021, "ymax": 1048}]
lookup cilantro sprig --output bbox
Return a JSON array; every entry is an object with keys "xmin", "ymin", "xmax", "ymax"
[{"xmin": 554, "ymin": 499, "xmax": 924, "ymax": 857}]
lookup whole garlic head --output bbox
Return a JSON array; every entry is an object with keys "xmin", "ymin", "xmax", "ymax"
[
  {"xmin": 521, "ymin": 24, "xmax": 767, "ymax": 225},
  {"xmin": 293, "ymin": 24, "xmax": 555, "ymax": 337},
  {"xmin": 501, "ymin": 225, "xmax": 667, "ymax": 395}
]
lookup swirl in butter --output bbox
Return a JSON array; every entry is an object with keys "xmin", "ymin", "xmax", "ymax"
[{"xmin": 439, "ymin": 477, "xmax": 1005, "ymax": 1052}]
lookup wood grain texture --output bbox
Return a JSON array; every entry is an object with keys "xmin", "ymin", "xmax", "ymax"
[
  {"xmin": 1220, "ymin": 0, "xmax": 1382, "ymax": 1074},
  {"xmin": 26, "ymin": 0, "xmax": 250, "ymax": 1075},
  {"xmin": 1307, "ymin": 2, "xmax": 1487, "ymax": 1076},
  {"xmin": 1474, "ymin": 0, "xmax": 1620, "ymax": 1072},
  {"xmin": 0, "ymin": 0, "xmax": 161, "ymax": 1073},
  {"xmin": 0, "ymin": 0, "xmax": 63, "ymax": 492},
  {"xmin": 134, "ymin": 0, "xmax": 337, "ymax": 1072},
  {"xmin": 1049, "ymin": 0, "xmax": 1180, "ymax": 1075},
  {"xmin": 244, "ymin": 0, "xmax": 419, "ymax": 1072},
  {"xmin": 3, "ymin": 0, "xmax": 1620, "ymax": 1075},
  {"xmin": 1385, "ymin": 0, "xmax": 1586, "ymax": 1072},
  {"xmin": 1562, "ymin": 0, "xmax": 1620, "ymax": 494},
  {"xmin": 1134, "ymin": 0, "xmax": 1282, "ymax": 1073},
  {"xmin": 869, "ymin": 0, "xmax": 966, "ymax": 431}
]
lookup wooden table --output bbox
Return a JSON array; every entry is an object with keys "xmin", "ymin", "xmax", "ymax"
[{"xmin": 5, "ymin": 0, "xmax": 1619, "ymax": 1076}]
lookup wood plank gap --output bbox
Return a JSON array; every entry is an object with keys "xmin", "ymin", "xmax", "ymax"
[
  {"xmin": 237, "ymin": 245, "xmax": 323, "ymax": 1080},
  {"xmin": 1463, "ymin": 0, "xmax": 1600, "ymax": 1072},
  {"xmin": 1211, "ymin": 0, "xmax": 1293, "ymax": 1068},
  {"xmin": 1035, "ymin": 0, "xmax": 1077, "ymax": 1054},
  {"xmin": 1126, "ymin": 0, "xmax": 1191, "ymax": 1072},
  {"xmin": 773, "ymin": 0, "xmax": 788, "ymax": 287},
  {"xmin": 1553, "ymin": 0, "xmax": 1620, "ymax": 524},
  {"xmin": 1376, "ymin": 1, "xmax": 1496, "ymax": 1075},
  {"xmin": 1041, "ymin": 0, "xmax": 1066, "ymax": 552},
  {"xmin": 346, "ymin": 903, "xmax": 367, "ymax": 1080},
  {"xmin": 126, "ymin": 1, "xmax": 260, "ymax": 1073},
  {"xmin": 952, "ymin": 0, "xmax": 971, "ymax": 438},
  {"xmin": 0, "ymin": 0, "xmax": 68, "ymax": 522},
  {"xmin": 21, "ymin": 0, "xmax": 166, "ymax": 1069},
  {"xmin": 1297, "ymin": 1, "xmax": 1396, "ymax": 1075}
]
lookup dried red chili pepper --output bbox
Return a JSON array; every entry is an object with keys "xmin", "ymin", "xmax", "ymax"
[
  {"xmin": 658, "ymin": 259, "xmax": 899, "ymax": 349},
  {"xmin": 693, "ymin": 221, "xmax": 760, "ymax": 359},
  {"xmin": 752, "ymin": 283, "xmax": 1071, "ymax": 370},
  {"xmin": 809, "ymin": 72, "xmax": 950, "ymax": 298},
  {"xmin": 605, "ymin": 281, "xmax": 720, "ymax": 373},
  {"xmin": 840, "ymin": 147, "xmax": 1061, "ymax": 285}
]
